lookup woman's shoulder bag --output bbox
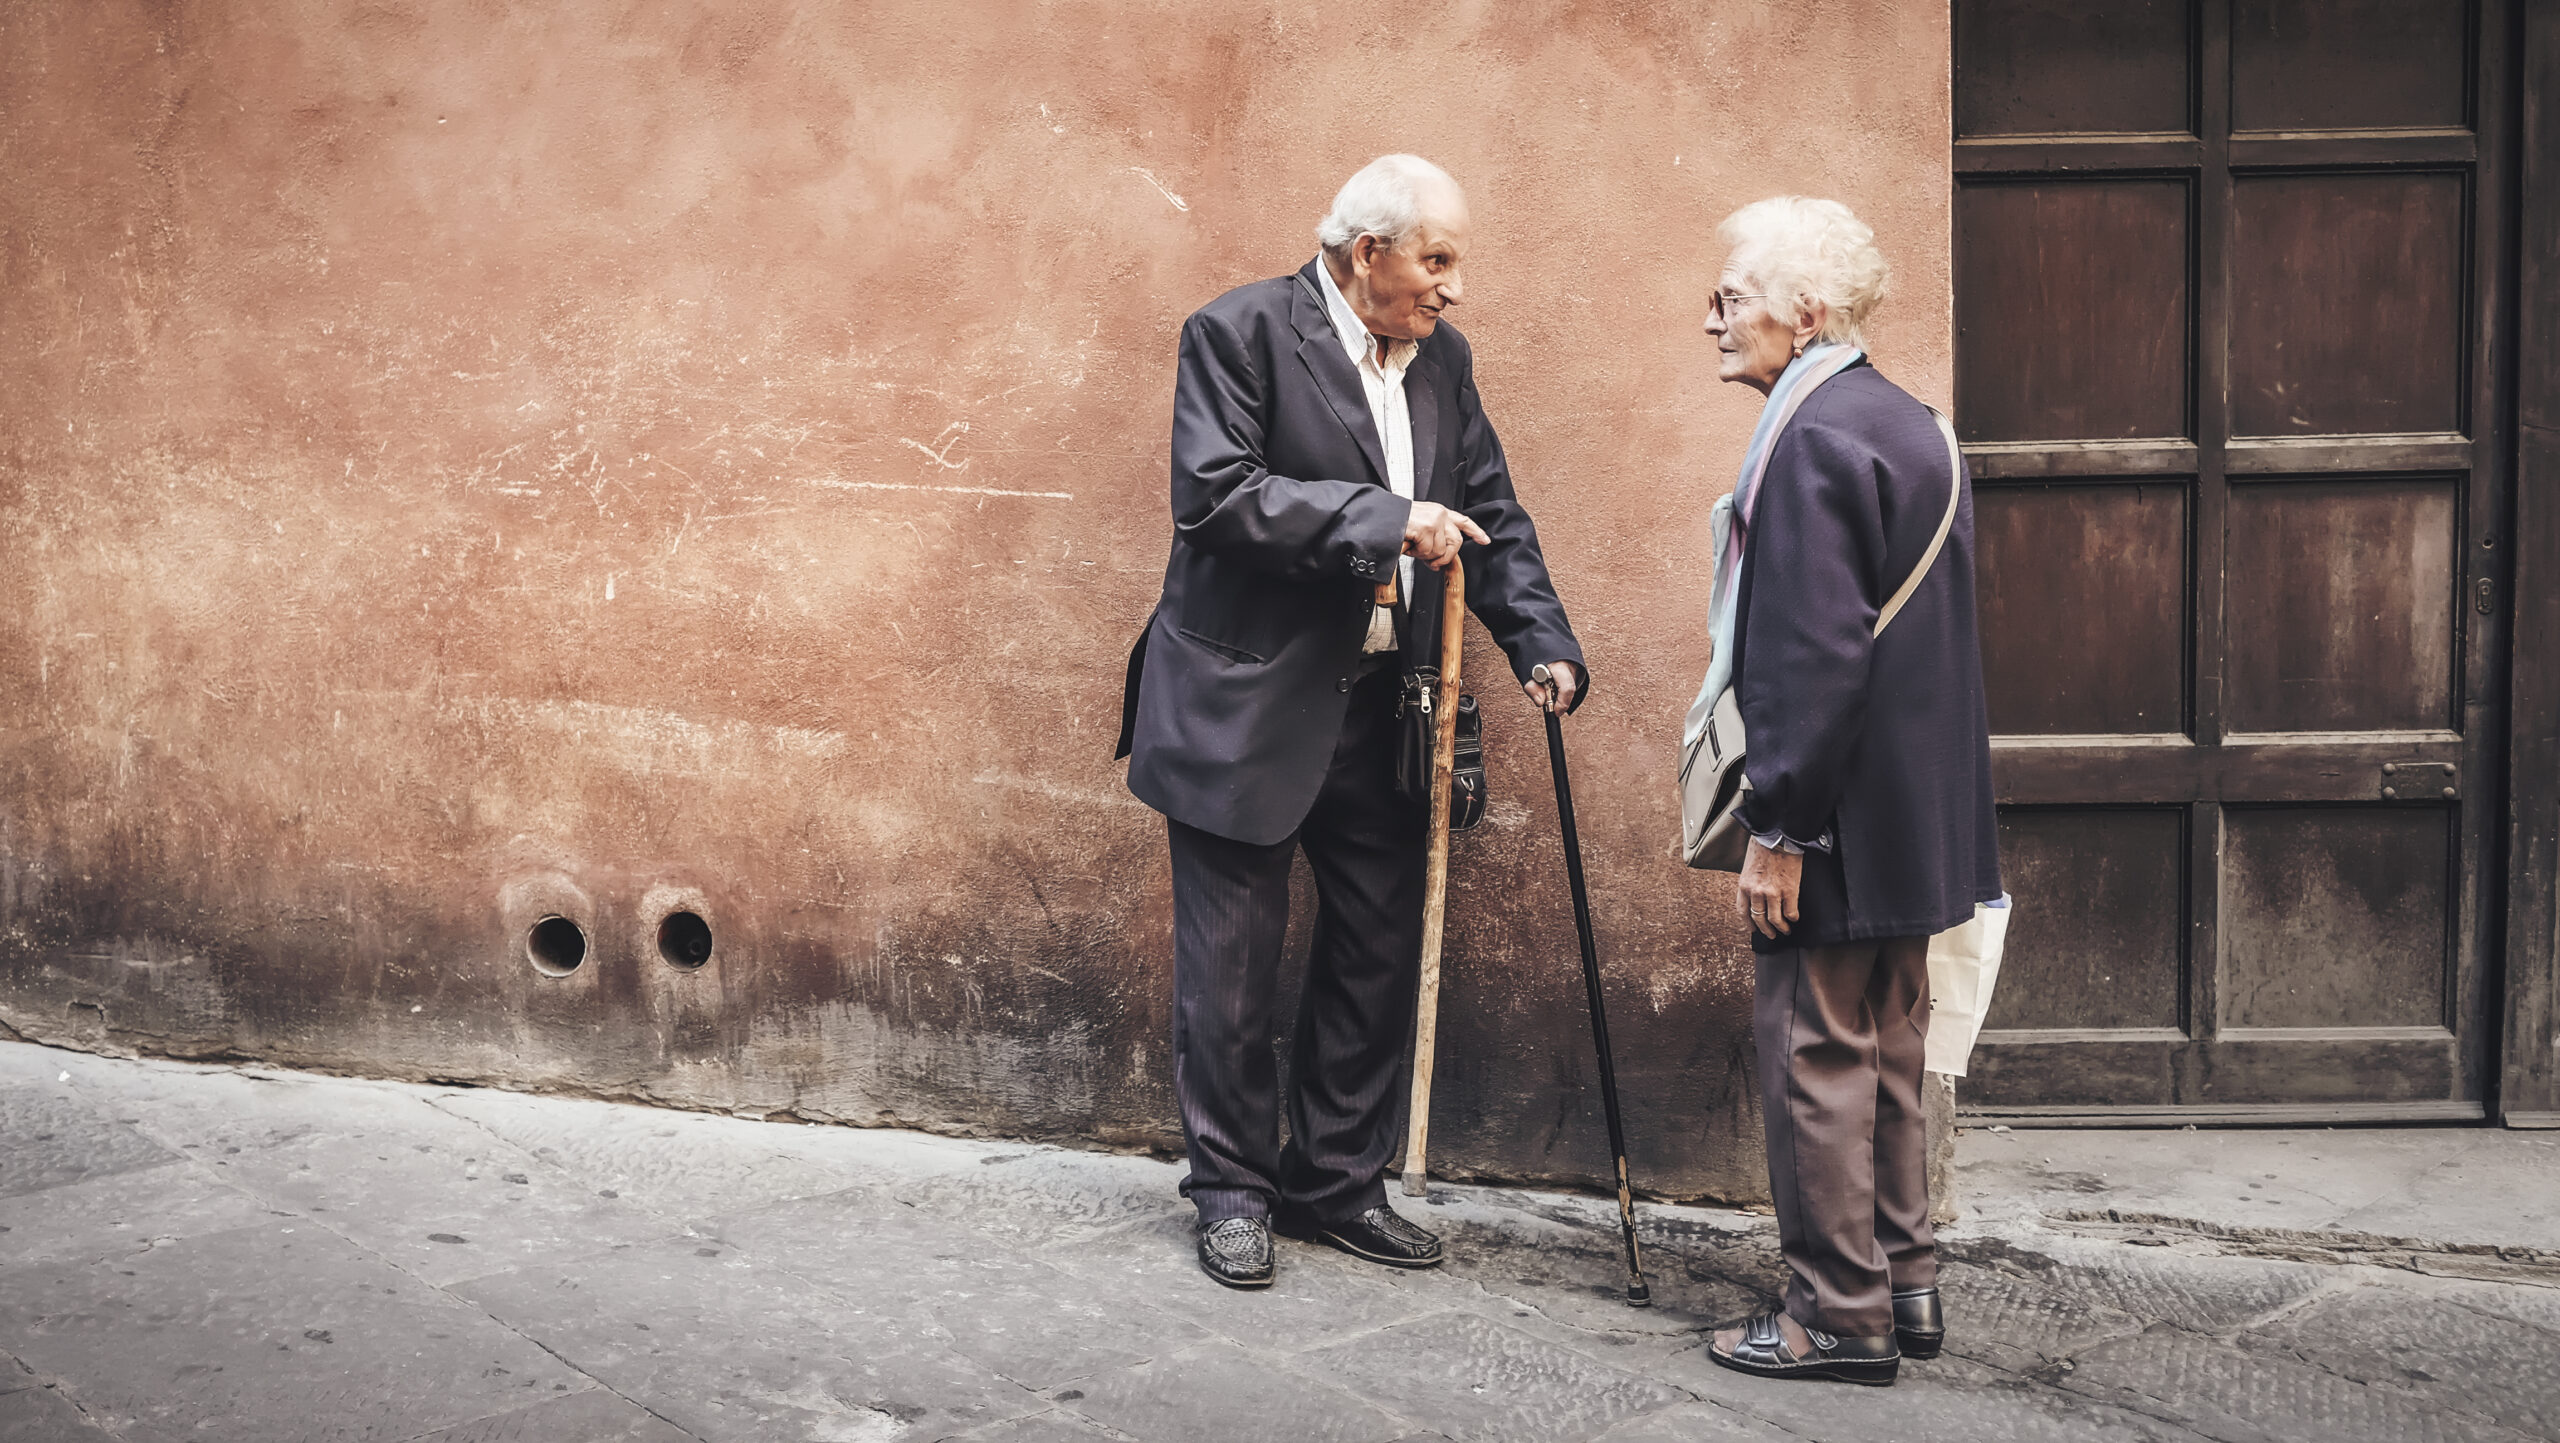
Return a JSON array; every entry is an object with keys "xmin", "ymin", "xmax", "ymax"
[{"xmin": 1679, "ymin": 405, "xmax": 1967, "ymax": 870}]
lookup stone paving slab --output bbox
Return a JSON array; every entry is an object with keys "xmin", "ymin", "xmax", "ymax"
[
  {"xmin": 424, "ymin": 1089, "xmax": 880, "ymax": 1222},
  {"xmin": 886, "ymin": 1149, "xmax": 1200, "ymax": 1251},
  {"xmin": 452, "ymin": 1229, "xmax": 1047, "ymax": 1443},
  {"xmin": 396, "ymin": 1388, "xmax": 697, "ymax": 1443},
  {"xmin": 2236, "ymin": 1283, "xmax": 2560, "ymax": 1441},
  {"xmin": 946, "ymin": 1410, "xmax": 1130, "ymax": 1443},
  {"xmin": 0, "ymin": 1380, "xmax": 115, "ymax": 1442},
  {"xmin": 0, "ymin": 1090, "xmax": 177, "ymax": 1200},
  {"xmin": 2063, "ymin": 1323, "xmax": 2538, "ymax": 1443},
  {"xmin": 0, "ymin": 1221, "xmax": 591, "ymax": 1443},
  {"xmin": 699, "ymin": 1189, "xmax": 1217, "ymax": 1391},
  {"xmin": 1947, "ymin": 1232, "xmax": 2332, "ymax": 1336},
  {"xmin": 58, "ymin": 1066, "xmax": 675, "ymax": 1287},
  {"xmin": 0, "ymin": 1162, "xmax": 276, "ymax": 1270},
  {"xmin": 1297, "ymin": 1310, "xmax": 1686, "ymax": 1443},
  {"xmin": 1586, "ymin": 1401, "xmax": 1796, "ymax": 1441},
  {"xmin": 1061, "ymin": 1339, "xmax": 1408, "ymax": 1443},
  {"xmin": 1928, "ymin": 1260, "xmax": 2150, "ymax": 1375}
]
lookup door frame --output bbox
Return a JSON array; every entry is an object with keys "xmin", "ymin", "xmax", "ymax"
[{"xmin": 2499, "ymin": 0, "xmax": 2560, "ymax": 1129}]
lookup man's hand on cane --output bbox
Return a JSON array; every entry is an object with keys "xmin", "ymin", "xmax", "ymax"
[
  {"xmin": 1403, "ymin": 501, "xmax": 1488, "ymax": 570},
  {"xmin": 1527, "ymin": 660, "xmax": 1581, "ymax": 715},
  {"xmin": 1737, "ymin": 840, "xmax": 1803, "ymax": 940}
]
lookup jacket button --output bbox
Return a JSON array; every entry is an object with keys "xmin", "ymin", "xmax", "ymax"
[{"xmin": 1337, "ymin": 677, "xmax": 1351, "ymax": 692}]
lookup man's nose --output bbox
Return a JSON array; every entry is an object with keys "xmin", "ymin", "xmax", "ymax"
[{"xmin": 1438, "ymin": 269, "xmax": 1463, "ymax": 305}]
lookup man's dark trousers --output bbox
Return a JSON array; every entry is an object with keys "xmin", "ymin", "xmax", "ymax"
[{"xmin": 1169, "ymin": 665, "xmax": 1423, "ymax": 1225}]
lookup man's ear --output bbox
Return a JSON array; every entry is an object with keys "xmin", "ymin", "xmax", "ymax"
[{"xmin": 1351, "ymin": 232, "xmax": 1384, "ymax": 279}]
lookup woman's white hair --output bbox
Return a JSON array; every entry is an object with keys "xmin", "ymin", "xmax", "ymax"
[
  {"xmin": 1316, "ymin": 154, "xmax": 1459, "ymax": 259},
  {"xmin": 1716, "ymin": 196, "xmax": 1891, "ymax": 349}
]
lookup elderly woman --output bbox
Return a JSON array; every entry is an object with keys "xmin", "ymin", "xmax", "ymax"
[{"xmin": 1695, "ymin": 197, "xmax": 2001, "ymax": 1386}]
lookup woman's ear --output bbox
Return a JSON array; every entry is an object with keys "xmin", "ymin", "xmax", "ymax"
[{"xmin": 1791, "ymin": 300, "xmax": 1827, "ymax": 355}]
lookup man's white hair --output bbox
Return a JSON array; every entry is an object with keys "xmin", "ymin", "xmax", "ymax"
[
  {"xmin": 1716, "ymin": 196, "xmax": 1892, "ymax": 349},
  {"xmin": 1316, "ymin": 154, "xmax": 1460, "ymax": 260}
]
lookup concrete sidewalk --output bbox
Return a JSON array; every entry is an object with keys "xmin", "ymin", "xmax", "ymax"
[{"xmin": 3, "ymin": 1041, "xmax": 2556, "ymax": 1443}]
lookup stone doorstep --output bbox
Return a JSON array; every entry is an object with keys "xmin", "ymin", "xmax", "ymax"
[{"xmin": 2045, "ymin": 1207, "xmax": 2560, "ymax": 1286}]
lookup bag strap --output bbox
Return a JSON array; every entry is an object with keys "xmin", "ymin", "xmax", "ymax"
[{"xmin": 1874, "ymin": 405, "xmax": 1966, "ymax": 638}]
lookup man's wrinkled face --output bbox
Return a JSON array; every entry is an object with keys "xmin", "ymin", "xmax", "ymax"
[{"xmin": 1350, "ymin": 187, "xmax": 1470, "ymax": 342}]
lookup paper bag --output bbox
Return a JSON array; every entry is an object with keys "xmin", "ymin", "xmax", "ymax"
[{"xmin": 1925, "ymin": 894, "xmax": 2012, "ymax": 1077}]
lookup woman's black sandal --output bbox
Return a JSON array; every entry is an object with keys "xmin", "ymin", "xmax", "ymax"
[{"xmin": 1707, "ymin": 1312, "xmax": 1900, "ymax": 1387}]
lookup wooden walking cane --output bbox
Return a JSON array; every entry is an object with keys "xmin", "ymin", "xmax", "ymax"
[{"xmin": 1401, "ymin": 557, "xmax": 1465, "ymax": 1198}]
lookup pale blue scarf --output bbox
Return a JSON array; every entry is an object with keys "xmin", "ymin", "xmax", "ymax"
[{"xmin": 1683, "ymin": 342, "xmax": 1863, "ymax": 748}]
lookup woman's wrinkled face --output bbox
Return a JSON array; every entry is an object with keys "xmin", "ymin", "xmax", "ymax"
[{"xmin": 1704, "ymin": 261, "xmax": 1805, "ymax": 394}]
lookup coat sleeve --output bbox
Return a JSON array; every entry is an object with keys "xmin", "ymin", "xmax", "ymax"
[
  {"xmin": 1732, "ymin": 403, "xmax": 1887, "ymax": 843},
  {"xmin": 1446, "ymin": 341, "xmax": 1590, "ymax": 706},
  {"xmin": 1169, "ymin": 308, "xmax": 1409, "ymax": 583}
]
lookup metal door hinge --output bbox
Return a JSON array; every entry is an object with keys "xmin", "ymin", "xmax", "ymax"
[{"xmin": 2477, "ymin": 577, "xmax": 2494, "ymax": 615}]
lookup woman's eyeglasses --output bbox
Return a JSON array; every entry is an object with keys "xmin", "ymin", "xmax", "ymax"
[{"xmin": 1708, "ymin": 291, "xmax": 1769, "ymax": 323}]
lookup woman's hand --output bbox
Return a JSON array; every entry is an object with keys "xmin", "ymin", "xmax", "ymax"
[{"xmin": 1736, "ymin": 841, "xmax": 1802, "ymax": 940}]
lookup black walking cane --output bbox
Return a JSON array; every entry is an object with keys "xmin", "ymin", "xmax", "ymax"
[{"xmin": 1531, "ymin": 663, "xmax": 1651, "ymax": 1307}]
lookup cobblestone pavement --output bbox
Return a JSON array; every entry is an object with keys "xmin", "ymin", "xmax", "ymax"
[{"xmin": 3, "ymin": 1041, "xmax": 2555, "ymax": 1443}]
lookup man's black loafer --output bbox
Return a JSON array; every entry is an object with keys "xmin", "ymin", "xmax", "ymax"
[
  {"xmin": 1197, "ymin": 1216, "xmax": 1274, "ymax": 1289},
  {"xmin": 1892, "ymin": 1286, "xmax": 1944, "ymax": 1359},
  {"xmin": 1288, "ymin": 1204, "xmax": 1444, "ymax": 1268},
  {"xmin": 1707, "ymin": 1312, "xmax": 1899, "ymax": 1387}
]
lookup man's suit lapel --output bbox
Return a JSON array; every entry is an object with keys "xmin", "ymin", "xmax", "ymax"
[{"xmin": 1289, "ymin": 261, "xmax": 1390, "ymax": 488}]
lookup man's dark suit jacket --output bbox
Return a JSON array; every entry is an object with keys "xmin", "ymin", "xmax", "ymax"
[
  {"xmin": 1115, "ymin": 259, "xmax": 1585, "ymax": 846},
  {"xmin": 1731, "ymin": 360, "xmax": 2002, "ymax": 950}
]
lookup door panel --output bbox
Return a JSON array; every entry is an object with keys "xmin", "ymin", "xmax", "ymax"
[
  {"xmin": 2223, "ymin": 479, "xmax": 2459, "ymax": 732},
  {"xmin": 1954, "ymin": 0, "xmax": 2510, "ymax": 1121},
  {"xmin": 2229, "ymin": 172, "xmax": 2467, "ymax": 437},
  {"xmin": 2230, "ymin": 0, "xmax": 2470, "ymax": 133},
  {"xmin": 1956, "ymin": 0, "xmax": 2194, "ymax": 138},
  {"xmin": 2220, "ymin": 806, "xmax": 2453, "ymax": 1031},
  {"xmin": 1956, "ymin": 180, "xmax": 2191, "ymax": 443},
  {"xmin": 1987, "ymin": 808, "xmax": 2187, "ymax": 1031},
  {"xmin": 1976, "ymin": 484, "xmax": 2189, "ymax": 735}
]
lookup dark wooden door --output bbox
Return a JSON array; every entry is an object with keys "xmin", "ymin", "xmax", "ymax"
[{"xmin": 1952, "ymin": 0, "xmax": 2516, "ymax": 1122}]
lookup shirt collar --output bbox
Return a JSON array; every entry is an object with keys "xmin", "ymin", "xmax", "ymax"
[{"xmin": 1313, "ymin": 256, "xmax": 1416, "ymax": 376}]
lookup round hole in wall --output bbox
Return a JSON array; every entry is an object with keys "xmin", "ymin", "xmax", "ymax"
[
  {"xmin": 526, "ymin": 915, "xmax": 588, "ymax": 977},
  {"xmin": 657, "ymin": 910, "xmax": 714, "ymax": 969}
]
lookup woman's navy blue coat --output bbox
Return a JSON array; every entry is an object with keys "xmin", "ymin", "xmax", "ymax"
[{"xmin": 1730, "ymin": 360, "xmax": 2002, "ymax": 952}]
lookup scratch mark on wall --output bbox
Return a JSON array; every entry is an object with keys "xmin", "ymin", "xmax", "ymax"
[
  {"xmin": 804, "ymin": 478, "xmax": 1073, "ymax": 502},
  {"xmin": 1125, "ymin": 167, "xmax": 1189, "ymax": 212},
  {"xmin": 900, "ymin": 422, "xmax": 972, "ymax": 471}
]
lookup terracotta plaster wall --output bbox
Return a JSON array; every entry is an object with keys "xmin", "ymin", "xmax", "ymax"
[{"xmin": 0, "ymin": 0, "xmax": 1950, "ymax": 1201}]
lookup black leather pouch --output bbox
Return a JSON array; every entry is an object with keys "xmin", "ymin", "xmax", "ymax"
[
  {"xmin": 1394, "ymin": 668, "xmax": 1437, "ymax": 803},
  {"xmin": 1449, "ymin": 694, "xmax": 1485, "ymax": 832},
  {"xmin": 1394, "ymin": 671, "xmax": 1486, "ymax": 832}
]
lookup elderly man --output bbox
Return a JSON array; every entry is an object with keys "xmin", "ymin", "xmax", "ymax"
[{"xmin": 1114, "ymin": 154, "xmax": 1588, "ymax": 1288}]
